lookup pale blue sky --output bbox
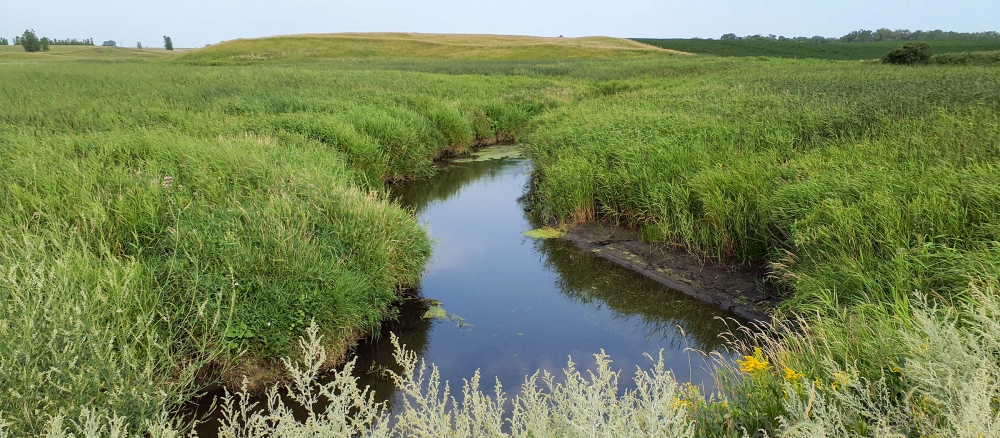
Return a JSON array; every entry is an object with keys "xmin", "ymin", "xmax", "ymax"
[{"xmin": 3, "ymin": 0, "xmax": 997, "ymax": 48}]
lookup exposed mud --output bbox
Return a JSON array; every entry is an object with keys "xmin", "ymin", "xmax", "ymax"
[{"xmin": 560, "ymin": 222, "xmax": 776, "ymax": 322}]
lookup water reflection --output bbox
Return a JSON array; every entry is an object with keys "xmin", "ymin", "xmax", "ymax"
[{"xmin": 350, "ymin": 154, "xmax": 740, "ymax": 413}]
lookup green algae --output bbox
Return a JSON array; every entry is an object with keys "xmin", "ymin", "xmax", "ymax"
[
  {"xmin": 452, "ymin": 145, "xmax": 524, "ymax": 162},
  {"xmin": 422, "ymin": 305, "xmax": 447, "ymax": 320},
  {"xmin": 524, "ymin": 227, "xmax": 566, "ymax": 239}
]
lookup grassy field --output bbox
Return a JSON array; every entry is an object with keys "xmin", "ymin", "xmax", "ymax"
[
  {"xmin": 632, "ymin": 37, "xmax": 1000, "ymax": 60},
  {"xmin": 2, "ymin": 34, "xmax": 1000, "ymax": 437},
  {"xmin": 0, "ymin": 44, "xmax": 177, "ymax": 61},
  {"xmin": 181, "ymin": 33, "xmax": 682, "ymax": 65}
]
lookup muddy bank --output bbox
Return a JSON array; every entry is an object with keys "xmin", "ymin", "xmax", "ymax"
[{"xmin": 560, "ymin": 222, "xmax": 777, "ymax": 322}]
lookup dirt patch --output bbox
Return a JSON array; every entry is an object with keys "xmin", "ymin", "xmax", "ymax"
[{"xmin": 561, "ymin": 222, "xmax": 776, "ymax": 322}]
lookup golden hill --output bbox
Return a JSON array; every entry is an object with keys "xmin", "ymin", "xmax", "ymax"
[{"xmin": 180, "ymin": 33, "xmax": 684, "ymax": 63}]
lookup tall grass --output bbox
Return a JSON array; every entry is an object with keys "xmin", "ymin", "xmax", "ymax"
[
  {"xmin": 527, "ymin": 57, "xmax": 1000, "ymax": 435},
  {"xmin": 0, "ymin": 60, "xmax": 560, "ymax": 435}
]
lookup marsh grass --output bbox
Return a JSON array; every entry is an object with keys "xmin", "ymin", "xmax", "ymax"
[{"xmin": 0, "ymin": 58, "xmax": 559, "ymax": 435}]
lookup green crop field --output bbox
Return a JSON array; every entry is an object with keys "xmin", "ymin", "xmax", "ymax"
[
  {"xmin": 2, "ymin": 33, "xmax": 1000, "ymax": 437},
  {"xmin": 632, "ymin": 37, "xmax": 1000, "ymax": 60}
]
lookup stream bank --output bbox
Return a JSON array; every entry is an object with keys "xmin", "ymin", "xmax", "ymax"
[{"xmin": 560, "ymin": 222, "xmax": 775, "ymax": 322}]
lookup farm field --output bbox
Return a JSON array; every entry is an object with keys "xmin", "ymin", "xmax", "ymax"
[
  {"xmin": 632, "ymin": 37, "xmax": 1000, "ymax": 59},
  {"xmin": 2, "ymin": 33, "xmax": 1000, "ymax": 437}
]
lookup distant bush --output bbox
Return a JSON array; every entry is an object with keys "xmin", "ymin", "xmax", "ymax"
[
  {"xmin": 101, "ymin": 40, "xmax": 117, "ymax": 47},
  {"xmin": 40, "ymin": 37, "xmax": 49, "ymax": 51},
  {"xmin": 0, "ymin": 37, "xmax": 8, "ymax": 46},
  {"xmin": 881, "ymin": 42, "xmax": 933, "ymax": 64},
  {"xmin": 163, "ymin": 35, "xmax": 173, "ymax": 51},
  {"xmin": 20, "ymin": 29, "xmax": 41, "ymax": 52},
  {"xmin": 930, "ymin": 50, "xmax": 1000, "ymax": 65}
]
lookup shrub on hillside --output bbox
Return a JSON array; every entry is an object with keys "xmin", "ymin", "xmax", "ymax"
[
  {"xmin": 101, "ymin": 40, "xmax": 117, "ymax": 47},
  {"xmin": 0, "ymin": 37, "xmax": 8, "ymax": 46},
  {"xmin": 20, "ymin": 30, "xmax": 41, "ymax": 52},
  {"xmin": 882, "ymin": 42, "xmax": 933, "ymax": 64}
]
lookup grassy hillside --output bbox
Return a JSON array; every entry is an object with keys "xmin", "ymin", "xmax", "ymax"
[
  {"xmin": 632, "ymin": 37, "xmax": 1000, "ymax": 60},
  {"xmin": 0, "ymin": 45, "xmax": 176, "ymax": 61},
  {"xmin": 180, "ymin": 33, "xmax": 681, "ymax": 64}
]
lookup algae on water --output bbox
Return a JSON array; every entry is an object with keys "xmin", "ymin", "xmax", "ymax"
[
  {"xmin": 452, "ymin": 145, "xmax": 524, "ymax": 162},
  {"xmin": 422, "ymin": 305, "xmax": 448, "ymax": 320},
  {"xmin": 524, "ymin": 227, "xmax": 566, "ymax": 239}
]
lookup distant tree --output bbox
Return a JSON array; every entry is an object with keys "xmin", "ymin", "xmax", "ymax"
[
  {"xmin": 40, "ymin": 37, "xmax": 50, "ymax": 51},
  {"xmin": 163, "ymin": 36, "xmax": 173, "ymax": 51},
  {"xmin": 841, "ymin": 29, "xmax": 875, "ymax": 42},
  {"xmin": 49, "ymin": 38, "xmax": 94, "ymax": 45},
  {"xmin": 882, "ymin": 42, "xmax": 933, "ymax": 65},
  {"xmin": 0, "ymin": 37, "xmax": 8, "ymax": 46},
  {"xmin": 101, "ymin": 40, "xmax": 117, "ymax": 47},
  {"xmin": 21, "ymin": 30, "xmax": 41, "ymax": 52},
  {"xmin": 136, "ymin": 41, "xmax": 143, "ymax": 48},
  {"xmin": 720, "ymin": 33, "xmax": 738, "ymax": 40}
]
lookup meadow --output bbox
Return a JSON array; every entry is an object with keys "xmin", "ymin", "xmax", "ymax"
[
  {"xmin": 633, "ymin": 37, "xmax": 1000, "ymax": 60},
  {"xmin": 2, "ymin": 34, "xmax": 1000, "ymax": 437}
]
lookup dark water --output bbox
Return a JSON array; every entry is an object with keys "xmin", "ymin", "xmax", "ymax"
[
  {"xmin": 190, "ymin": 154, "xmax": 740, "ymax": 435},
  {"xmin": 348, "ymin": 155, "xmax": 739, "ymax": 411}
]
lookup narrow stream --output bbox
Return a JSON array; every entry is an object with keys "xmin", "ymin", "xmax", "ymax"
[
  {"xmin": 190, "ymin": 150, "xmax": 742, "ymax": 435},
  {"xmin": 348, "ymin": 151, "xmax": 740, "ymax": 411}
]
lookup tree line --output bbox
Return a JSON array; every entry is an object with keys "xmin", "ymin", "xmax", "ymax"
[
  {"xmin": 4, "ymin": 30, "xmax": 174, "ymax": 52},
  {"xmin": 719, "ymin": 28, "xmax": 1000, "ymax": 43}
]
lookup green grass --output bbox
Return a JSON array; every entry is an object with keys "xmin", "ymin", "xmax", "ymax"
[
  {"xmin": 526, "ymin": 57, "xmax": 1000, "ymax": 435},
  {"xmin": 0, "ymin": 54, "xmax": 562, "ymax": 435},
  {"xmin": 631, "ymin": 38, "xmax": 1000, "ymax": 60},
  {"xmin": 3, "ymin": 34, "xmax": 1000, "ymax": 436}
]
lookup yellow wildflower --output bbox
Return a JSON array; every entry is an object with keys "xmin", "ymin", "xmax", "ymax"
[
  {"xmin": 784, "ymin": 366, "xmax": 804, "ymax": 381},
  {"xmin": 671, "ymin": 397, "xmax": 692, "ymax": 409},
  {"xmin": 736, "ymin": 347, "xmax": 770, "ymax": 374},
  {"xmin": 833, "ymin": 370, "xmax": 852, "ymax": 389}
]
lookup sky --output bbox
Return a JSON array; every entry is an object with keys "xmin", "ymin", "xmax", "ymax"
[{"xmin": 2, "ymin": 0, "xmax": 997, "ymax": 48}]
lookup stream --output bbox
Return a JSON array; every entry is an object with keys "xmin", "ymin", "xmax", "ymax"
[
  {"xmin": 349, "ymin": 150, "xmax": 741, "ymax": 411},
  {"xmin": 191, "ymin": 149, "xmax": 742, "ymax": 435}
]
